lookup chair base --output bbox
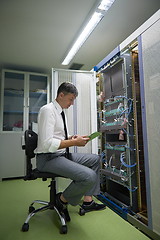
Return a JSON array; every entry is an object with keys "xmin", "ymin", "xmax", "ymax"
[
  {"xmin": 21, "ymin": 178, "xmax": 69, "ymax": 234},
  {"xmin": 21, "ymin": 199, "xmax": 68, "ymax": 234}
]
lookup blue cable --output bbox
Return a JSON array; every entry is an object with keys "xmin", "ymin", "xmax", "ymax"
[
  {"xmin": 126, "ymin": 186, "xmax": 138, "ymax": 192},
  {"xmin": 120, "ymin": 153, "xmax": 136, "ymax": 168},
  {"xmin": 100, "ymin": 151, "xmax": 106, "ymax": 163},
  {"xmin": 115, "ymin": 96, "xmax": 133, "ymax": 117}
]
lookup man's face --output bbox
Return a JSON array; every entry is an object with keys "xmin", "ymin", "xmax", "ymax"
[{"xmin": 59, "ymin": 93, "xmax": 76, "ymax": 109}]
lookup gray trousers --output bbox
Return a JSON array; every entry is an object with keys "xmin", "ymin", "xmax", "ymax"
[{"xmin": 36, "ymin": 152, "xmax": 100, "ymax": 206}]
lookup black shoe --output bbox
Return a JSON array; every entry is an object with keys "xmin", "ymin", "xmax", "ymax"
[
  {"xmin": 81, "ymin": 201, "xmax": 106, "ymax": 212},
  {"xmin": 56, "ymin": 192, "xmax": 71, "ymax": 222}
]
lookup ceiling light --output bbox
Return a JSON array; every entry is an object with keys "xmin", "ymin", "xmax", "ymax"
[
  {"xmin": 98, "ymin": 0, "xmax": 115, "ymax": 11},
  {"xmin": 61, "ymin": 0, "xmax": 115, "ymax": 65},
  {"xmin": 62, "ymin": 12, "xmax": 103, "ymax": 65}
]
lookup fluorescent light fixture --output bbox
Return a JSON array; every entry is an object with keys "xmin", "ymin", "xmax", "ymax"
[
  {"xmin": 98, "ymin": 0, "xmax": 115, "ymax": 11},
  {"xmin": 61, "ymin": 0, "xmax": 115, "ymax": 65},
  {"xmin": 62, "ymin": 12, "xmax": 103, "ymax": 65}
]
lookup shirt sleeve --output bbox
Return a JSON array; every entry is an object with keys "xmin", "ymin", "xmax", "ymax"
[{"xmin": 38, "ymin": 106, "xmax": 61, "ymax": 153}]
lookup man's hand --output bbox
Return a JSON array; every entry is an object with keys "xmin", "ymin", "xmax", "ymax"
[
  {"xmin": 59, "ymin": 135, "xmax": 90, "ymax": 149},
  {"xmin": 72, "ymin": 135, "xmax": 89, "ymax": 146}
]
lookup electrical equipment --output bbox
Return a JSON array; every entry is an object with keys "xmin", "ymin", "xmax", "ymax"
[
  {"xmin": 95, "ymin": 11, "xmax": 160, "ymax": 240},
  {"xmin": 96, "ymin": 44, "xmax": 144, "ymax": 214}
]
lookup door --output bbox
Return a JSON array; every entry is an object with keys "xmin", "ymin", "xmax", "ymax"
[
  {"xmin": 1, "ymin": 70, "xmax": 25, "ymax": 132},
  {"xmin": 27, "ymin": 73, "xmax": 49, "ymax": 132},
  {"xmin": 0, "ymin": 70, "xmax": 26, "ymax": 179},
  {"xmin": 52, "ymin": 68, "xmax": 98, "ymax": 154}
]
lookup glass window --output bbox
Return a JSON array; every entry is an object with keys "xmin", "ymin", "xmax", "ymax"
[
  {"xmin": 3, "ymin": 72, "xmax": 24, "ymax": 131},
  {"xmin": 29, "ymin": 74, "xmax": 48, "ymax": 129}
]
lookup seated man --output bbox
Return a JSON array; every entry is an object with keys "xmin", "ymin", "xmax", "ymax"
[{"xmin": 36, "ymin": 82, "xmax": 105, "ymax": 220}]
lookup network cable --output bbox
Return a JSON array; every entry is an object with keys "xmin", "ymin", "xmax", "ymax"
[
  {"xmin": 120, "ymin": 152, "xmax": 136, "ymax": 168},
  {"xmin": 114, "ymin": 95, "xmax": 133, "ymax": 117}
]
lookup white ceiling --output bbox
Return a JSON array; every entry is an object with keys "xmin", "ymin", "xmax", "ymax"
[{"xmin": 0, "ymin": 0, "xmax": 159, "ymax": 75}]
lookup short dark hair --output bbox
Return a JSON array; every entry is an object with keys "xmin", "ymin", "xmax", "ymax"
[{"xmin": 57, "ymin": 82, "xmax": 78, "ymax": 97}]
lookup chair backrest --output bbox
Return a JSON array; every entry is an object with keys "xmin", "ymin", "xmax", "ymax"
[
  {"xmin": 24, "ymin": 130, "xmax": 38, "ymax": 158},
  {"xmin": 23, "ymin": 130, "xmax": 38, "ymax": 180},
  {"xmin": 23, "ymin": 129, "xmax": 57, "ymax": 180}
]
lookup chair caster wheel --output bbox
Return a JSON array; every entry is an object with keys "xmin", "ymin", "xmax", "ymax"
[
  {"xmin": 79, "ymin": 208, "xmax": 85, "ymax": 216},
  {"xmin": 60, "ymin": 225, "xmax": 67, "ymax": 234},
  {"xmin": 29, "ymin": 206, "xmax": 35, "ymax": 213},
  {"xmin": 21, "ymin": 223, "xmax": 29, "ymax": 232}
]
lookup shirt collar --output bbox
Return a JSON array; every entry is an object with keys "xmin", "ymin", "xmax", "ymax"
[{"xmin": 53, "ymin": 99, "xmax": 63, "ymax": 114}]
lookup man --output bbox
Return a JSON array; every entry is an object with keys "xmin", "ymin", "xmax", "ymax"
[{"xmin": 36, "ymin": 82, "xmax": 105, "ymax": 221}]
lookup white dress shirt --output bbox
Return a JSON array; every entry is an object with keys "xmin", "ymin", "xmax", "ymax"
[{"xmin": 35, "ymin": 100, "xmax": 69, "ymax": 154}]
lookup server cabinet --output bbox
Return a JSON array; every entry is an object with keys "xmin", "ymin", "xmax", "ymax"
[
  {"xmin": 139, "ymin": 18, "xmax": 160, "ymax": 237},
  {"xmin": 97, "ymin": 48, "xmax": 141, "ymax": 213},
  {"xmin": 95, "ymin": 11, "xmax": 160, "ymax": 239}
]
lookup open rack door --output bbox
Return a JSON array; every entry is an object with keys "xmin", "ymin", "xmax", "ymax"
[{"xmin": 52, "ymin": 68, "xmax": 98, "ymax": 154}]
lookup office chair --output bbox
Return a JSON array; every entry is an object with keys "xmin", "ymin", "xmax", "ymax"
[{"xmin": 21, "ymin": 130, "xmax": 69, "ymax": 234}]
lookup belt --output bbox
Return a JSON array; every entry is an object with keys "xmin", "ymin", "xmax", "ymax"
[{"xmin": 36, "ymin": 151, "xmax": 69, "ymax": 158}]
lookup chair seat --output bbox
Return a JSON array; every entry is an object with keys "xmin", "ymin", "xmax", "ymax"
[{"xmin": 25, "ymin": 168, "xmax": 60, "ymax": 180}]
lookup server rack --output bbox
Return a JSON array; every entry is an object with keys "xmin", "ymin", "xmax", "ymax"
[
  {"xmin": 95, "ymin": 11, "xmax": 160, "ymax": 240},
  {"xmin": 96, "ymin": 41, "xmax": 148, "ymax": 225}
]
